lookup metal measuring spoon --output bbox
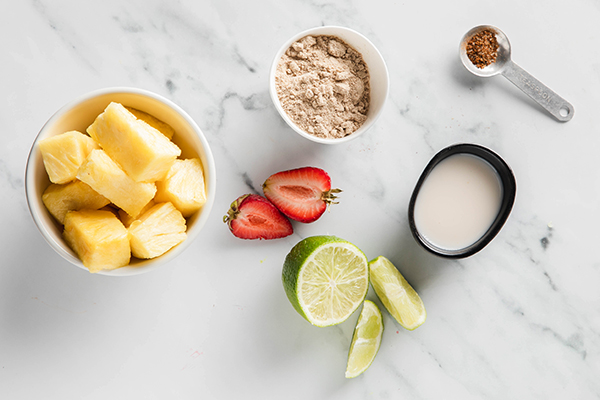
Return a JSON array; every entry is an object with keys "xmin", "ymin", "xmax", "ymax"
[{"xmin": 459, "ymin": 25, "xmax": 574, "ymax": 122}]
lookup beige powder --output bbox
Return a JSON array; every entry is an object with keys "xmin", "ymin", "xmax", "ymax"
[{"xmin": 275, "ymin": 35, "xmax": 370, "ymax": 139}]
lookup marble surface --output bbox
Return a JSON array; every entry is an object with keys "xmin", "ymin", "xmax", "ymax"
[{"xmin": 1, "ymin": 0, "xmax": 599, "ymax": 399}]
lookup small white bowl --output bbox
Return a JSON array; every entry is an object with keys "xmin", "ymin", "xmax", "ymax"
[
  {"xmin": 25, "ymin": 87, "xmax": 216, "ymax": 276},
  {"xmin": 269, "ymin": 26, "xmax": 389, "ymax": 144}
]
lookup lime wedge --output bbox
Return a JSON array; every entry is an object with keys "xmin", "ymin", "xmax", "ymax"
[
  {"xmin": 345, "ymin": 300, "xmax": 384, "ymax": 378},
  {"xmin": 282, "ymin": 236, "xmax": 369, "ymax": 327},
  {"xmin": 369, "ymin": 256, "xmax": 426, "ymax": 330}
]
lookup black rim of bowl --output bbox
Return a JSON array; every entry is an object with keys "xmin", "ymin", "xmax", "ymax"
[{"xmin": 408, "ymin": 143, "xmax": 517, "ymax": 259}]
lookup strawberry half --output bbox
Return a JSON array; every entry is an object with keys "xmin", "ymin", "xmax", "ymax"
[
  {"xmin": 223, "ymin": 194, "xmax": 293, "ymax": 240},
  {"xmin": 262, "ymin": 167, "xmax": 341, "ymax": 223}
]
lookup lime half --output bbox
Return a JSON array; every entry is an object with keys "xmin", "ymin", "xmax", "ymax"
[
  {"xmin": 345, "ymin": 300, "xmax": 384, "ymax": 378},
  {"xmin": 282, "ymin": 236, "xmax": 369, "ymax": 327},
  {"xmin": 369, "ymin": 256, "xmax": 426, "ymax": 330}
]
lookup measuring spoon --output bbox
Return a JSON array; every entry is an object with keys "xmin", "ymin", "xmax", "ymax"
[{"xmin": 459, "ymin": 25, "xmax": 574, "ymax": 122}]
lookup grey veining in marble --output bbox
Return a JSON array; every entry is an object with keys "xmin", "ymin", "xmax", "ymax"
[{"xmin": 1, "ymin": 0, "xmax": 599, "ymax": 399}]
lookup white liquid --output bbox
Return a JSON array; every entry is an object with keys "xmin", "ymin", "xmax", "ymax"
[{"xmin": 414, "ymin": 153, "xmax": 503, "ymax": 250}]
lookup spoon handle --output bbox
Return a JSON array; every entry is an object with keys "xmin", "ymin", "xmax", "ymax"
[{"xmin": 501, "ymin": 60, "xmax": 574, "ymax": 122}]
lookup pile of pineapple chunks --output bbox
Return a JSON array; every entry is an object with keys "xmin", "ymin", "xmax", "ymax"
[{"xmin": 39, "ymin": 102, "xmax": 207, "ymax": 273}]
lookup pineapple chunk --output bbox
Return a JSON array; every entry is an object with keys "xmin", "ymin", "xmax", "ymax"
[
  {"xmin": 87, "ymin": 102, "xmax": 181, "ymax": 182},
  {"xmin": 42, "ymin": 180, "xmax": 110, "ymax": 224},
  {"xmin": 99, "ymin": 204, "xmax": 120, "ymax": 218},
  {"xmin": 154, "ymin": 158, "xmax": 207, "ymax": 217},
  {"xmin": 128, "ymin": 202, "xmax": 187, "ymax": 259},
  {"xmin": 125, "ymin": 106, "xmax": 175, "ymax": 139},
  {"xmin": 77, "ymin": 149, "xmax": 156, "ymax": 217},
  {"xmin": 63, "ymin": 209, "xmax": 130, "ymax": 273},
  {"xmin": 118, "ymin": 200, "xmax": 155, "ymax": 228},
  {"xmin": 38, "ymin": 130, "xmax": 99, "ymax": 184}
]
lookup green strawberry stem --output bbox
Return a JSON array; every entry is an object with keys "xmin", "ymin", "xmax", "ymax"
[
  {"xmin": 223, "ymin": 194, "xmax": 249, "ymax": 227},
  {"xmin": 322, "ymin": 188, "xmax": 342, "ymax": 211}
]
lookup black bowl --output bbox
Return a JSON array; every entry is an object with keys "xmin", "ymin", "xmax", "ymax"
[{"xmin": 408, "ymin": 143, "xmax": 516, "ymax": 259}]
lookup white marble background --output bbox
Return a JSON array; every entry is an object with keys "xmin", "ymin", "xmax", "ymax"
[{"xmin": 1, "ymin": 0, "xmax": 599, "ymax": 399}]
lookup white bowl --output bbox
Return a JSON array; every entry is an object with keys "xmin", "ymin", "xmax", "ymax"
[
  {"xmin": 25, "ymin": 87, "xmax": 216, "ymax": 276},
  {"xmin": 269, "ymin": 26, "xmax": 389, "ymax": 144}
]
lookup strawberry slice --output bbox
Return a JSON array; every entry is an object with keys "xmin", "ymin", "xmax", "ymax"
[
  {"xmin": 223, "ymin": 194, "xmax": 293, "ymax": 240},
  {"xmin": 262, "ymin": 167, "xmax": 341, "ymax": 223}
]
